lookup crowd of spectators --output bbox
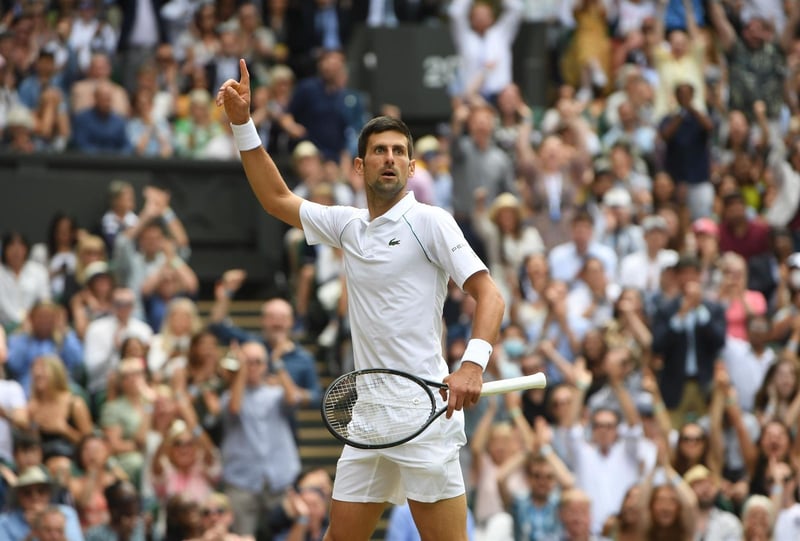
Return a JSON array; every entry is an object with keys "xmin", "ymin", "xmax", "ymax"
[{"xmin": 4, "ymin": 0, "xmax": 800, "ymax": 540}]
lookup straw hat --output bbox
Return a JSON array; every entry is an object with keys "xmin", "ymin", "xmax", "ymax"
[{"xmin": 488, "ymin": 192, "xmax": 522, "ymax": 221}]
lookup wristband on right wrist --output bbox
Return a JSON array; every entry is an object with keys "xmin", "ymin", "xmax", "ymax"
[
  {"xmin": 461, "ymin": 338, "xmax": 493, "ymax": 371},
  {"xmin": 230, "ymin": 118, "xmax": 261, "ymax": 151}
]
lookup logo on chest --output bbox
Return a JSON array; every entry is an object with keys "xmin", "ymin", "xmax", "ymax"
[{"xmin": 388, "ymin": 238, "xmax": 400, "ymax": 246}]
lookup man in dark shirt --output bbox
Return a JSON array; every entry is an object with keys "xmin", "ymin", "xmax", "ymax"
[
  {"xmin": 718, "ymin": 191, "xmax": 771, "ymax": 260},
  {"xmin": 659, "ymin": 82, "xmax": 713, "ymax": 220}
]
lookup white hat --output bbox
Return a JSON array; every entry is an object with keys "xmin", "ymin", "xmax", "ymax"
[{"xmin": 603, "ymin": 187, "xmax": 632, "ymax": 209}]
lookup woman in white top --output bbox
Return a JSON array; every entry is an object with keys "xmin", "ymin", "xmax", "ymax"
[
  {"xmin": 0, "ymin": 231, "xmax": 50, "ymax": 331},
  {"xmin": 473, "ymin": 192, "xmax": 544, "ymax": 322},
  {"xmin": 147, "ymin": 298, "xmax": 203, "ymax": 384}
]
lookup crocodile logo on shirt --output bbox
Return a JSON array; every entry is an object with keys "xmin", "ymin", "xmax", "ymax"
[{"xmin": 389, "ymin": 238, "xmax": 400, "ymax": 246}]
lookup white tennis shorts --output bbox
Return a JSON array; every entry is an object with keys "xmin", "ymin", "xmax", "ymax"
[{"xmin": 331, "ymin": 411, "xmax": 467, "ymax": 504}]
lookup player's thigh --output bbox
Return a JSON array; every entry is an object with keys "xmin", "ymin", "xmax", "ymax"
[
  {"xmin": 323, "ymin": 499, "xmax": 387, "ymax": 541},
  {"xmin": 408, "ymin": 494, "xmax": 469, "ymax": 541}
]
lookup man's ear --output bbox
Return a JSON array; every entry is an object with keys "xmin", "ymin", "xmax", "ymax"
[{"xmin": 354, "ymin": 157, "xmax": 364, "ymax": 175}]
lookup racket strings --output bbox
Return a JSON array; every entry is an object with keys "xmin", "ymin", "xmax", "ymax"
[{"xmin": 323, "ymin": 372, "xmax": 436, "ymax": 446}]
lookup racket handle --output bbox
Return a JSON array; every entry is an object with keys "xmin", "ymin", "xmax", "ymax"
[{"xmin": 480, "ymin": 373, "xmax": 547, "ymax": 396}]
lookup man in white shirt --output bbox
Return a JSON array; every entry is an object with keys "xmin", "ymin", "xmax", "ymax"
[
  {"xmin": 448, "ymin": 0, "xmax": 524, "ymax": 100},
  {"xmin": 218, "ymin": 61, "xmax": 505, "ymax": 541},
  {"xmin": 720, "ymin": 315, "xmax": 775, "ymax": 412},
  {"xmin": 83, "ymin": 287, "xmax": 153, "ymax": 400},
  {"xmin": 569, "ymin": 362, "xmax": 643, "ymax": 535},
  {"xmin": 618, "ymin": 214, "xmax": 679, "ymax": 296},
  {"xmin": 548, "ymin": 210, "xmax": 617, "ymax": 287},
  {"xmin": 0, "ymin": 362, "xmax": 27, "ymax": 464}
]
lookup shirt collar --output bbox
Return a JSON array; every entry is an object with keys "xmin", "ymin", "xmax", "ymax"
[{"xmin": 366, "ymin": 191, "xmax": 416, "ymax": 224}]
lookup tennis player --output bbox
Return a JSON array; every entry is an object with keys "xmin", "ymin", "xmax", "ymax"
[{"xmin": 217, "ymin": 59, "xmax": 505, "ymax": 541}]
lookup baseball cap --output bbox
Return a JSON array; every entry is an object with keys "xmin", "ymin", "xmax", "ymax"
[
  {"xmin": 292, "ymin": 141, "xmax": 320, "ymax": 161},
  {"xmin": 84, "ymin": 260, "xmax": 111, "ymax": 283},
  {"xmin": 642, "ymin": 215, "xmax": 668, "ymax": 233},
  {"xmin": 415, "ymin": 135, "xmax": 440, "ymax": 157},
  {"xmin": 692, "ymin": 218, "xmax": 719, "ymax": 238},
  {"xmin": 603, "ymin": 187, "xmax": 632, "ymax": 209},
  {"xmin": 683, "ymin": 464, "xmax": 712, "ymax": 485}
]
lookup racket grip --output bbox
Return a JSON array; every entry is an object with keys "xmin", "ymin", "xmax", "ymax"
[{"xmin": 480, "ymin": 373, "xmax": 547, "ymax": 396}]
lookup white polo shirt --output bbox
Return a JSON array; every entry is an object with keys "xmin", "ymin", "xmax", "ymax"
[{"xmin": 300, "ymin": 192, "xmax": 487, "ymax": 383}]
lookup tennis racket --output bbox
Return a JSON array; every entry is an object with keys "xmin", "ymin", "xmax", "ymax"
[{"xmin": 321, "ymin": 368, "xmax": 547, "ymax": 449}]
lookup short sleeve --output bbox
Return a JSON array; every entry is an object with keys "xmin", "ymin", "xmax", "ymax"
[
  {"xmin": 299, "ymin": 200, "xmax": 361, "ymax": 248},
  {"xmin": 424, "ymin": 207, "xmax": 488, "ymax": 289}
]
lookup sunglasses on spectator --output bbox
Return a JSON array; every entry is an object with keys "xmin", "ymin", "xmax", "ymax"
[
  {"xmin": 680, "ymin": 434, "xmax": 704, "ymax": 443},
  {"xmin": 767, "ymin": 475, "xmax": 793, "ymax": 485},
  {"xmin": 172, "ymin": 438, "xmax": 194, "ymax": 447},
  {"xmin": 202, "ymin": 507, "xmax": 226, "ymax": 517},
  {"xmin": 592, "ymin": 422, "xmax": 617, "ymax": 430},
  {"xmin": 19, "ymin": 485, "xmax": 50, "ymax": 497},
  {"xmin": 530, "ymin": 472, "xmax": 555, "ymax": 480}
]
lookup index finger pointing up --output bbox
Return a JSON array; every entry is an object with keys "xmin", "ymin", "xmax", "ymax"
[{"xmin": 239, "ymin": 58, "xmax": 250, "ymax": 86}]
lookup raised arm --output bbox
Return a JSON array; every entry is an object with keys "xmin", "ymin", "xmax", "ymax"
[
  {"xmin": 707, "ymin": 0, "xmax": 737, "ymax": 51},
  {"xmin": 217, "ymin": 59, "xmax": 305, "ymax": 229}
]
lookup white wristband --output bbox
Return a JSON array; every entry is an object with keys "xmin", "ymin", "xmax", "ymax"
[
  {"xmin": 461, "ymin": 338, "xmax": 493, "ymax": 371},
  {"xmin": 230, "ymin": 119, "xmax": 261, "ymax": 151}
]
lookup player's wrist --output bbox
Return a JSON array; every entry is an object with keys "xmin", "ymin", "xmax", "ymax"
[
  {"xmin": 461, "ymin": 338, "xmax": 493, "ymax": 372},
  {"xmin": 230, "ymin": 118, "xmax": 261, "ymax": 151}
]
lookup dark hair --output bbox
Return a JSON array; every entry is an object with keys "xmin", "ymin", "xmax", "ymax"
[
  {"xmin": 357, "ymin": 116, "xmax": 414, "ymax": 160},
  {"xmin": 46, "ymin": 212, "xmax": 78, "ymax": 257},
  {"xmin": 1, "ymin": 230, "xmax": 30, "ymax": 265},
  {"xmin": 571, "ymin": 208, "xmax": 594, "ymax": 226},
  {"xmin": 13, "ymin": 428, "xmax": 42, "ymax": 452},
  {"xmin": 74, "ymin": 431, "xmax": 108, "ymax": 471}
]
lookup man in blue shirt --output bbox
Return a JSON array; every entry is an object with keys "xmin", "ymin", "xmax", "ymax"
[
  {"xmin": 71, "ymin": 82, "xmax": 131, "ymax": 154},
  {"xmin": 0, "ymin": 466, "xmax": 83, "ymax": 541},
  {"xmin": 208, "ymin": 271, "xmax": 321, "ymax": 438},
  {"xmin": 6, "ymin": 302, "xmax": 83, "ymax": 396}
]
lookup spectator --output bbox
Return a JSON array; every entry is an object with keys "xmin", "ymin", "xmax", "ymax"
[
  {"xmin": 651, "ymin": 0, "xmax": 706, "ymax": 120},
  {"xmin": 178, "ymin": 330, "xmax": 226, "ymax": 447},
  {"xmin": 651, "ymin": 255, "xmax": 726, "ymax": 426},
  {"xmin": 126, "ymin": 88, "xmax": 174, "ymax": 158},
  {"xmin": 472, "ymin": 191, "xmax": 544, "ymax": 317},
  {"xmin": 68, "ymin": 432, "xmax": 123, "ymax": 531},
  {"xmin": 718, "ymin": 191, "xmax": 772, "ymax": 261},
  {"xmin": 151, "ymin": 419, "xmax": 221, "ymax": 507},
  {"xmin": 618, "ymin": 215, "xmax": 679, "ymax": 299},
  {"xmin": 568, "ymin": 363, "xmax": 644, "ymax": 534},
  {"xmin": 716, "ymin": 251, "xmax": 768, "ymax": 339},
  {"xmin": 0, "ymin": 231, "xmax": 51, "ymax": 331},
  {"xmin": 659, "ymin": 82, "xmax": 714, "ymax": 220},
  {"xmin": 100, "ymin": 180, "xmax": 139, "ymax": 254},
  {"xmin": 18, "ymin": 51, "xmax": 63, "ymax": 111},
  {"xmin": 721, "ymin": 315, "xmax": 776, "ymax": 412},
  {"xmin": 112, "ymin": 185, "xmax": 192, "ymax": 318},
  {"xmin": 684, "ymin": 464, "xmax": 744, "ymax": 541},
  {"xmin": 68, "ymin": 260, "xmax": 114, "ymax": 341},
  {"xmin": 708, "ymin": 1, "xmax": 796, "ymax": 122},
  {"xmin": 70, "ymin": 82, "xmax": 132, "ymax": 154},
  {"xmin": 209, "ymin": 276, "xmax": 322, "ymax": 422},
  {"xmin": 70, "ymin": 53, "xmax": 130, "ymax": 117},
  {"xmin": 68, "ymin": 1, "xmax": 116, "ymax": 75},
  {"xmin": 30, "ymin": 505, "xmax": 69, "ymax": 541},
  {"xmin": 99, "ymin": 357, "xmax": 153, "ymax": 488},
  {"xmin": 32, "ymin": 213, "xmax": 79, "ymax": 305},
  {"xmin": 83, "ymin": 287, "xmax": 153, "ymax": 402},
  {"xmin": 6, "ymin": 302, "xmax": 84, "ymax": 395},
  {"xmin": 189, "ymin": 491, "xmax": 255, "ymax": 541},
  {"xmin": 0, "ymin": 465, "xmax": 83, "ymax": 541},
  {"xmin": 741, "ymin": 494, "xmax": 776, "ymax": 541},
  {"xmin": 27, "ymin": 355, "xmax": 92, "ymax": 452},
  {"xmin": 548, "ymin": 210, "xmax": 617, "ymax": 287},
  {"xmin": 447, "ymin": 0, "xmax": 523, "ymax": 101},
  {"xmin": 0, "ymin": 343, "xmax": 28, "ymax": 466},
  {"xmin": 597, "ymin": 187, "xmax": 645, "ymax": 262},
  {"xmin": 638, "ymin": 448, "xmax": 698, "ymax": 541},
  {"xmin": 560, "ymin": 0, "xmax": 612, "ymax": 96},
  {"xmin": 747, "ymin": 228, "xmax": 794, "ymax": 309},
  {"xmin": 84, "ymin": 480, "xmax": 148, "ymax": 541},
  {"xmin": 1, "ymin": 105, "xmax": 39, "ymax": 153},
  {"xmin": 555, "ymin": 488, "xmax": 594, "ymax": 541},
  {"xmin": 219, "ymin": 341, "xmax": 301, "ymax": 537},
  {"xmin": 286, "ymin": 48, "xmax": 350, "ymax": 166},
  {"xmin": 691, "ymin": 218, "xmax": 722, "ymax": 295},
  {"xmin": 173, "ymin": 89, "xmax": 225, "ymax": 157},
  {"xmin": 289, "ymin": 141, "xmax": 352, "ymax": 205}
]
